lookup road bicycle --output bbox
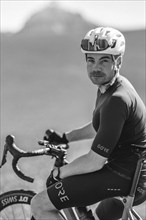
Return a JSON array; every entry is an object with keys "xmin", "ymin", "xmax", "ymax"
[
  {"xmin": 0, "ymin": 134, "xmax": 146, "ymax": 220},
  {"xmin": 0, "ymin": 134, "xmax": 95, "ymax": 220}
]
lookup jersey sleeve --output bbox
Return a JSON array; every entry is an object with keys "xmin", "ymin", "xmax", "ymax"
[{"xmin": 91, "ymin": 95, "xmax": 129, "ymax": 158}]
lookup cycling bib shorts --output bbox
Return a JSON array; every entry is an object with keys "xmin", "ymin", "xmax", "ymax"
[{"xmin": 47, "ymin": 165, "xmax": 132, "ymax": 210}]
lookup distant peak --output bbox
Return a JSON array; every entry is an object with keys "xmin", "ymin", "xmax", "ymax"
[
  {"xmin": 49, "ymin": 1, "xmax": 60, "ymax": 8},
  {"xmin": 20, "ymin": 3, "xmax": 95, "ymax": 35}
]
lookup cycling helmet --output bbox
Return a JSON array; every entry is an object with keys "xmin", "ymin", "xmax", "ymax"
[{"xmin": 81, "ymin": 27, "xmax": 125, "ymax": 56}]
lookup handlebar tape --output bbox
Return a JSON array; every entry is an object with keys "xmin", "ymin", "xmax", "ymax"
[{"xmin": 12, "ymin": 158, "xmax": 34, "ymax": 183}]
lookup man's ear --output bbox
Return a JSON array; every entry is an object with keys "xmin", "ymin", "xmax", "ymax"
[{"xmin": 116, "ymin": 56, "xmax": 123, "ymax": 69}]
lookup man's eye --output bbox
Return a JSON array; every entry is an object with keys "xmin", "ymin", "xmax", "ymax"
[
  {"xmin": 87, "ymin": 59, "xmax": 94, "ymax": 63},
  {"xmin": 100, "ymin": 60, "xmax": 108, "ymax": 64}
]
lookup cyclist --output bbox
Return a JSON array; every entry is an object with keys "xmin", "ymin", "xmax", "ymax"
[{"xmin": 31, "ymin": 27, "xmax": 146, "ymax": 220}]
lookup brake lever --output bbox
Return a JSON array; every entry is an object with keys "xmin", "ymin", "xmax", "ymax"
[
  {"xmin": 0, "ymin": 135, "xmax": 21, "ymax": 168},
  {"xmin": 0, "ymin": 144, "xmax": 8, "ymax": 168}
]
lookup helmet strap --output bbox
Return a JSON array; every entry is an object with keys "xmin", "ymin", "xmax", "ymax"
[{"xmin": 112, "ymin": 55, "xmax": 122, "ymax": 74}]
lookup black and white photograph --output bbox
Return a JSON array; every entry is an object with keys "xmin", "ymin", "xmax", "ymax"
[{"xmin": 0, "ymin": 1, "xmax": 146, "ymax": 219}]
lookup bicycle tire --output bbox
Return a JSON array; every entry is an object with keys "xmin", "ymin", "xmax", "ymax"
[{"xmin": 0, "ymin": 189, "xmax": 36, "ymax": 220}]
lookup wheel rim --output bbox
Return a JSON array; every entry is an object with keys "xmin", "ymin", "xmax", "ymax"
[{"xmin": 0, "ymin": 190, "xmax": 36, "ymax": 220}]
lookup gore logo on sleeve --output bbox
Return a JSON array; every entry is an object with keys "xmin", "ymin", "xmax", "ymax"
[{"xmin": 96, "ymin": 144, "xmax": 109, "ymax": 154}]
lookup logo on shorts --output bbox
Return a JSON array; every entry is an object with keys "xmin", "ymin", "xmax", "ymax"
[
  {"xmin": 96, "ymin": 144, "xmax": 109, "ymax": 153},
  {"xmin": 55, "ymin": 181, "xmax": 70, "ymax": 203}
]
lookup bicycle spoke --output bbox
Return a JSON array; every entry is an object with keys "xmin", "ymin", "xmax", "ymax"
[
  {"xmin": 11, "ymin": 205, "xmax": 15, "ymax": 219},
  {"xmin": 0, "ymin": 210, "xmax": 9, "ymax": 220},
  {"xmin": 0, "ymin": 204, "xmax": 31, "ymax": 220},
  {"xmin": 21, "ymin": 204, "xmax": 25, "ymax": 219}
]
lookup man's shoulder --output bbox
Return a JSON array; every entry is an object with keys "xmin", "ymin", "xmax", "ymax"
[
  {"xmin": 110, "ymin": 75, "xmax": 145, "ymax": 110},
  {"xmin": 112, "ymin": 75, "xmax": 136, "ymax": 99},
  {"xmin": 106, "ymin": 76, "xmax": 133, "ymax": 108},
  {"xmin": 116, "ymin": 75, "xmax": 134, "ymax": 89}
]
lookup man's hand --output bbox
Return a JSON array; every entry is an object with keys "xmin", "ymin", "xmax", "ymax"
[{"xmin": 44, "ymin": 129, "xmax": 68, "ymax": 144}]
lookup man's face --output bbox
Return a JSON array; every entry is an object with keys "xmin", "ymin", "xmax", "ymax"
[{"xmin": 86, "ymin": 53, "xmax": 117, "ymax": 86}]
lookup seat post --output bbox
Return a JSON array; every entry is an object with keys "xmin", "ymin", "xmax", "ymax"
[
  {"xmin": 129, "ymin": 158, "xmax": 144, "ymax": 197},
  {"xmin": 122, "ymin": 150, "xmax": 146, "ymax": 220}
]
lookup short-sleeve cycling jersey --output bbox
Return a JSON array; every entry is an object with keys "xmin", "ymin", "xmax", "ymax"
[
  {"xmin": 47, "ymin": 75, "xmax": 146, "ymax": 210},
  {"xmin": 91, "ymin": 75, "xmax": 146, "ymax": 178}
]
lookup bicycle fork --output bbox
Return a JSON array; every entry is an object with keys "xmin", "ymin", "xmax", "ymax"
[{"xmin": 62, "ymin": 208, "xmax": 80, "ymax": 220}]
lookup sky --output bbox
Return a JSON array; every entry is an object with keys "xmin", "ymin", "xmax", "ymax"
[{"xmin": 1, "ymin": 0, "xmax": 146, "ymax": 33}]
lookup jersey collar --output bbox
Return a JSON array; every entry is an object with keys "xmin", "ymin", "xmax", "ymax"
[{"xmin": 98, "ymin": 71, "xmax": 119, "ymax": 94}]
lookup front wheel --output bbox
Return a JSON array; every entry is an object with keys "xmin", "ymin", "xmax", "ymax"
[{"xmin": 0, "ymin": 189, "xmax": 36, "ymax": 220}]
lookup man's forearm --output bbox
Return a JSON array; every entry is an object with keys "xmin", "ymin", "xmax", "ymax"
[
  {"xmin": 65, "ymin": 122, "xmax": 96, "ymax": 142},
  {"xmin": 60, "ymin": 150, "xmax": 107, "ymax": 179}
]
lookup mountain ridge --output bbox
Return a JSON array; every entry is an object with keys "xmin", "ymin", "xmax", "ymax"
[{"xmin": 18, "ymin": 4, "xmax": 96, "ymax": 35}]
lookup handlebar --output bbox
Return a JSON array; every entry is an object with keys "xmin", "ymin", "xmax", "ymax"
[{"xmin": 0, "ymin": 135, "xmax": 69, "ymax": 183}]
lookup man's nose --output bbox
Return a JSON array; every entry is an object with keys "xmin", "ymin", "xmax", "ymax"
[{"xmin": 93, "ymin": 62, "xmax": 102, "ymax": 71}]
